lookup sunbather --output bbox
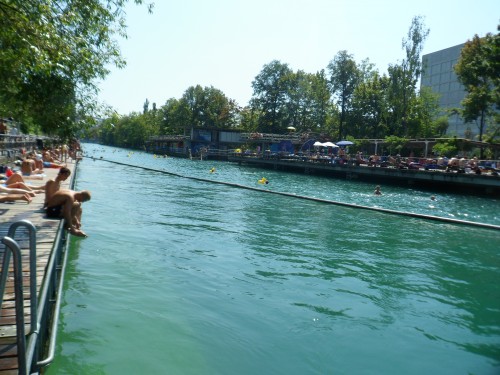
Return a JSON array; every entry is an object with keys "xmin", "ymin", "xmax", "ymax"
[
  {"xmin": 2, "ymin": 172, "xmax": 45, "ymax": 190},
  {"xmin": 0, "ymin": 185, "xmax": 37, "ymax": 197},
  {"xmin": 0, "ymin": 193, "xmax": 32, "ymax": 203}
]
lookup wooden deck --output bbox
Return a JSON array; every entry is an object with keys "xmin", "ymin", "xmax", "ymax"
[{"xmin": 0, "ymin": 161, "xmax": 77, "ymax": 374}]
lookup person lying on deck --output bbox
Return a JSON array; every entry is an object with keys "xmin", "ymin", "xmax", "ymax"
[
  {"xmin": 45, "ymin": 189, "xmax": 91, "ymax": 237},
  {"xmin": 20, "ymin": 156, "xmax": 43, "ymax": 176},
  {"xmin": 0, "ymin": 185, "xmax": 38, "ymax": 197},
  {"xmin": 42, "ymin": 149, "xmax": 66, "ymax": 168},
  {"xmin": 1, "ymin": 172, "xmax": 46, "ymax": 191},
  {"xmin": 0, "ymin": 192, "xmax": 32, "ymax": 203}
]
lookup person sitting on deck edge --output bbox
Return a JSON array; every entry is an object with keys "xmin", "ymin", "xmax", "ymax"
[
  {"xmin": 45, "ymin": 189, "xmax": 91, "ymax": 237},
  {"xmin": 44, "ymin": 167, "xmax": 71, "ymax": 208}
]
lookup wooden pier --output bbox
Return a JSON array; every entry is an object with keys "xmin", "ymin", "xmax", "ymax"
[{"xmin": 0, "ymin": 161, "xmax": 77, "ymax": 374}]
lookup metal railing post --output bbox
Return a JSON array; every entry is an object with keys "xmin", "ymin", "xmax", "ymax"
[
  {"xmin": 6, "ymin": 220, "xmax": 38, "ymax": 335},
  {"xmin": 1, "ymin": 236, "xmax": 28, "ymax": 375}
]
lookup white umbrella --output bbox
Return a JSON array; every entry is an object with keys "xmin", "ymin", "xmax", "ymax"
[
  {"xmin": 323, "ymin": 142, "xmax": 338, "ymax": 148},
  {"xmin": 337, "ymin": 140, "xmax": 354, "ymax": 146},
  {"xmin": 313, "ymin": 141, "xmax": 324, "ymax": 147}
]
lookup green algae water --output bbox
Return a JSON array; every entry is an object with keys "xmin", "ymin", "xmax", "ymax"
[{"xmin": 46, "ymin": 144, "xmax": 500, "ymax": 375}]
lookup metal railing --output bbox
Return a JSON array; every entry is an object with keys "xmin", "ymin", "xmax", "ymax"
[
  {"xmin": 0, "ymin": 218, "xmax": 68, "ymax": 374},
  {"xmin": 36, "ymin": 219, "xmax": 68, "ymax": 368},
  {"xmin": 0, "ymin": 237, "xmax": 27, "ymax": 375},
  {"xmin": 0, "ymin": 220, "xmax": 40, "ymax": 375},
  {"xmin": 0, "ymin": 220, "xmax": 38, "ymax": 334},
  {"xmin": 0, "ymin": 221, "xmax": 39, "ymax": 375}
]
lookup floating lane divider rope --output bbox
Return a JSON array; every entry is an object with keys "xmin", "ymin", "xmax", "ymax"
[{"xmin": 87, "ymin": 156, "xmax": 500, "ymax": 231}]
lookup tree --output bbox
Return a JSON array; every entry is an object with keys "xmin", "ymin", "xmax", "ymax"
[
  {"xmin": 285, "ymin": 70, "xmax": 331, "ymax": 133},
  {"xmin": 0, "ymin": 0, "xmax": 153, "ymax": 137},
  {"xmin": 351, "ymin": 71, "xmax": 389, "ymax": 139},
  {"xmin": 327, "ymin": 50, "xmax": 361, "ymax": 140},
  {"xmin": 181, "ymin": 85, "xmax": 236, "ymax": 129},
  {"xmin": 250, "ymin": 60, "xmax": 293, "ymax": 133},
  {"xmin": 309, "ymin": 70, "xmax": 332, "ymax": 132},
  {"xmin": 454, "ymin": 30, "xmax": 500, "ymax": 144},
  {"xmin": 388, "ymin": 16, "xmax": 429, "ymax": 136},
  {"xmin": 408, "ymin": 87, "xmax": 441, "ymax": 138},
  {"xmin": 162, "ymin": 98, "xmax": 191, "ymax": 134},
  {"xmin": 384, "ymin": 135, "xmax": 408, "ymax": 155}
]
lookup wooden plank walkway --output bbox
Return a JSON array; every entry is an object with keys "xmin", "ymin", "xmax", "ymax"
[{"xmin": 0, "ymin": 161, "xmax": 77, "ymax": 374}]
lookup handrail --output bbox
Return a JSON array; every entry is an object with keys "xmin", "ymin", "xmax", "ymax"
[
  {"xmin": 1, "ymin": 236, "xmax": 28, "ymax": 375},
  {"xmin": 36, "ymin": 221, "xmax": 67, "ymax": 367},
  {"xmin": 8, "ymin": 220, "xmax": 38, "ymax": 335},
  {"xmin": 0, "ymin": 220, "xmax": 38, "ymax": 335},
  {"xmin": 37, "ymin": 160, "xmax": 78, "ymax": 368}
]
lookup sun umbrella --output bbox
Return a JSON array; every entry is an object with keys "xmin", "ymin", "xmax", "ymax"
[
  {"xmin": 323, "ymin": 141, "xmax": 338, "ymax": 147},
  {"xmin": 313, "ymin": 141, "xmax": 324, "ymax": 147},
  {"xmin": 337, "ymin": 140, "xmax": 354, "ymax": 146},
  {"xmin": 287, "ymin": 126, "xmax": 296, "ymax": 131}
]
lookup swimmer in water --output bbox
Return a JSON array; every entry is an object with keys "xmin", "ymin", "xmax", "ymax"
[{"xmin": 374, "ymin": 185, "xmax": 382, "ymax": 195}]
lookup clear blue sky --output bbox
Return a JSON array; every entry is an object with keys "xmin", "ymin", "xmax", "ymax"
[{"xmin": 98, "ymin": 0, "xmax": 500, "ymax": 115}]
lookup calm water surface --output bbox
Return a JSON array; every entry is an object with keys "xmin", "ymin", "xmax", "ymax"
[{"xmin": 46, "ymin": 144, "xmax": 500, "ymax": 375}]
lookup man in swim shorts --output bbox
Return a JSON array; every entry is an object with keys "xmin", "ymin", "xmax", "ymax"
[
  {"xmin": 45, "ymin": 189, "xmax": 91, "ymax": 237},
  {"xmin": 44, "ymin": 167, "xmax": 71, "ymax": 208},
  {"xmin": 46, "ymin": 204, "xmax": 63, "ymax": 218}
]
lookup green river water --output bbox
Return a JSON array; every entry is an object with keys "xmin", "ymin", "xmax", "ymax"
[{"xmin": 45, "ymin": 144, "xmax": 500, "ymax": 375}]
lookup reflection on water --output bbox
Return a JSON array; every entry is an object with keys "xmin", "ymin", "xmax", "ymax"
[{"xmin": 47, "ymin": 144, "xmax": 500, "ymax": 375}]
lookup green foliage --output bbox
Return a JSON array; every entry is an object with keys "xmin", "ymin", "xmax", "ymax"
[
  {"xmin": 0, "ymin": 0, "xmax": 153, "ymax": 139},
  {"xmin": 348, "ymin": 137, "xmax": 369, "ymax": 154},
  {"xmin": 432, "ymin": 138, "xmax": 477, "ymax": 157},
  {"xmin": 454, "ymin": 30, "xmax": 499, "ymax": 141},
  {"xmin": 384, "ymin": 135, "xmax": 409, "ymax": 154},
  {"xmin": 327, "ymin": 51, "xmax": 361, "ymax": 140},
  {"xmin": 432, "ymin": 139, "xmax": 460, "ymax": 157},
  {"xmin": 350, "ymin": 71, "xmax": 389, "ymax": 138},
  {"xmin": 433, "ymin": 116, "xmax": 450, "ymax": 137},
  {"xmin": 386, "ymin": 16, "xmax": 429, "ymax": 137},
  {"xmin": 250, "ymin": 60, "xmax": 294, "ymax": 133},
  {"xmin": 96, "ymin": 85, "xmax": 237, "ymax": 147},
  {"xmin": 180, "ymin": 85, "xmax": 237, "ymax": 129}
]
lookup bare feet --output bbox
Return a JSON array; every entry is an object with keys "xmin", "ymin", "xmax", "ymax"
[{"xmin": 69, "ymin": 228, "xmax": 87, "ymax": 237}]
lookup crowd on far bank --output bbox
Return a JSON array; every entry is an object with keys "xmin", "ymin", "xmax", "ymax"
[
  {"xmin": 254, "ymin": 148, "xmax": 499, "ymax": 176},
  {"xmin": 1, "ymin": 141, "xmax": 91, "ymax": 237},
  {"xmin": 350, "ymin": 152, "xmax": 497, "ymax": 175}
]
